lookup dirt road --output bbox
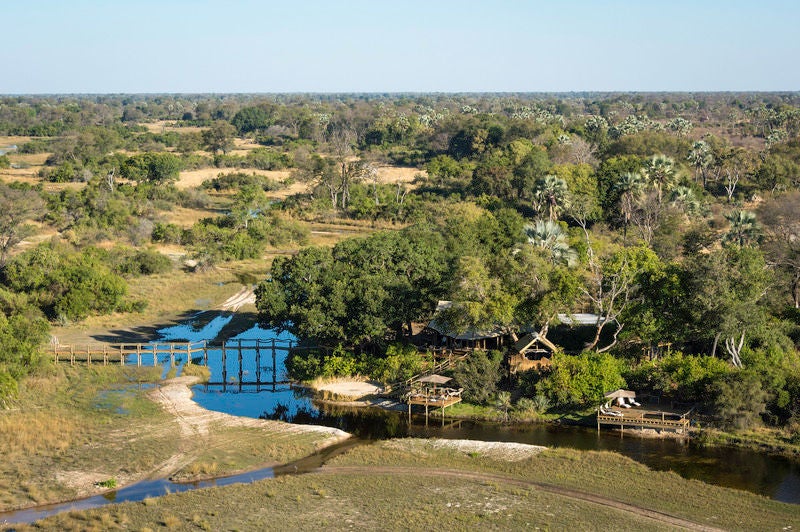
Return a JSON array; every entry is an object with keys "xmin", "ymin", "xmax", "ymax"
[{"xmin": 316, "ymin": 465, "xmax": 724, "ymax": 532}]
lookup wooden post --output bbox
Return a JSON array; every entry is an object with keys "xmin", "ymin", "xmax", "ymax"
[
  {"xmin": 238, "ymin": 339, "xmax": 243, "ymax": 391},
  {"xmin": 136, "ymin": 344, "xmax": 142, "ymax": 367},
  {"xmin": 54, "ymin": 346, "xmax": 59, "ymax": 364},
  {"xmin": 222, "ymin": 343, "xmax": 227, "ymax": 391},
  {"xmin": 271, "ymin": 338, "xmax": 277, "ymax": 390},
  {"xmin": 597, "ymin": 410, "xmax": 600, "ymax": 434},
  {"xmin": 203, "ymin": 340, "xmax": 208, "ymax": 367},
  {"xmin": 120, "ymin": 345, "xmax": 124, "ymax": 366},
  {"xmin": 103, "ymin": 345, "xmax": 108, "ymax": 366},
  {"xmin": 170, "ymin": 344, "xmax": 175, "ymax": 367},
  {"xmin": 87, "ymin": 345, "xmax": 91, "ymax": 366},
  {"xmin": 153, "ymin": 345, "xmax": 157, "ymax": 367},
  {"xmin": 70, "ymin": 345, "xmax": 75, "ymax": 366},
  {"xmin": 256, "ymin": 339, "xmax": 262, "ymax": 390}
]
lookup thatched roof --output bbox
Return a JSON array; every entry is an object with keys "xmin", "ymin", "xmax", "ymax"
[
  {"xmin": 418, "ymin": 374, "xmax": 452, "ymax": 385},
  {"xmin": 603, "ymin": 389, "xmax": 636, "ymax": 399}
]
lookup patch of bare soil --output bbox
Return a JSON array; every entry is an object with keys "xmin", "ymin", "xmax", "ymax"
[
  {"xmin": 384, "ymin": 438, "xmax": 546, "ymax": 462},
  {"xmin": 150, "ymin": 376, "xmax": 347, "ymax": 441},
  {"xmin": 316, "ymin": 380, "xmax": 383, "ymax": 399}
]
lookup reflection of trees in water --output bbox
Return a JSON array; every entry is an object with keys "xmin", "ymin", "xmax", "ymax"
[
  {"xmin": 260, "ymin": 401, "xmax": 409, "ymax": 440},
  {"xmin": 260, "ymin": 402, "xmax": 321, "ymax": 424},
  {"xmin": 261, "ymin": 402, "xmax": 291, "ymax": 422}
]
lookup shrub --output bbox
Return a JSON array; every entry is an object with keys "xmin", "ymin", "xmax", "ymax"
[
  {"xmin": 536, "ymin": 352, "xmax": 626, "ymax": 407},
  {"xmin": 370, "ymin": 343, "xmax": 424, "ymax": 384},
  {"xmin": 711, "ymin": 370, "xmax": 770, "ymax": 430},
  {"xmin": 453, "ymin": 350, "xmax": 503, "ymax": 405},
  {"xmin": 0, "ymin": 369, "xmax": 19, "ymax": 408}
]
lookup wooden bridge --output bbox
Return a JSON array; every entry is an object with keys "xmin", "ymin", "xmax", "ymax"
[{"xmin": 51, "ymin": 338, "xmax": 300, "ymax": 390}]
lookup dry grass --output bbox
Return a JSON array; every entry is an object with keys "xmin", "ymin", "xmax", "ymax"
[
  {"xmin": 159, "ymin": 205, "xmax": 219, "ymax": 228},
  {"xmin": 373, "ymin": 164, "xmax": 426, "ymax": 184},
  {"xmin": 181, "ymin": 364, "xmax": 210, "ymax": 383},
  {"xmin": 141, "ymin": 121, "xmax": 205, "ymax": 134},
  {"xmin": 0, "ymin": 135, "xmax": 34, "ymax": 146},
  {"xmin": 49, "ymin": 267, "xmax": 255, "ymax": 345},
  {"xmin": 0, "ymin": 366, "xmax": 171, "ymax": 511}
]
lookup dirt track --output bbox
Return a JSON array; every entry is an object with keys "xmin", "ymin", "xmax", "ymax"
[{"xmin": 316, "ymin": 466, "xmax": 724, "ymax": 532}]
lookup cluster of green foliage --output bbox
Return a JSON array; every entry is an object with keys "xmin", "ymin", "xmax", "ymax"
[
  {"xmin": 2, "ymin": 243, "xmax": 143, "ymax": 322},
  {"xmin": 201, "ymin": 171, "xmax": 283, "ymax": 192},
  {"xmin": 3, "ymin": 93, "xmax": 800, "ymax": 435},
  {"xmin": 286, "ymin": 342, "xmax": 424, "ymax": 384}
]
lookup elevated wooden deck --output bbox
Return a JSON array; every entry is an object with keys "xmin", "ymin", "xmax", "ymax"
[{"xmin": 597, "ymin": 408, "xmax": 690, "ymax": 434}]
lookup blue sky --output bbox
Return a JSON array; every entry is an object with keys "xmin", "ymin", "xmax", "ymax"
[{"xmin": 2, "ymin": 0, "xmax": 799, "ymax": 93}]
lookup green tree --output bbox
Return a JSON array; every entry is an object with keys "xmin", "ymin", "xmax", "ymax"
[
  {"xmin": 712, "ymin": 371, "xmax": 770, "ymax": 430},
  {"xmin": 438, "ymin": 256, "xmax": 517, "ymax": 337},
  {"xmin": 0, "ymin": 184, "xmax": 45, "ymax": 266},
  {"xmin": 524, "ymin": 220, "xmax": 578, "ymax": 267},
  {"xmin": 533, "ymin": 175, "xmax": 569, "ymax": 221},
  {"xmin": 453, "ymin": 350, "xmax": 502, "ymax": 404},
  {"xmin": 642, "ymin": 154, "xmax": 677, "ymax": 204},
  {"xmin": 678, "ymin": 247, "xmax": 772, "ymax": 367},
  {"xmin": 723, "ymin": 210, "xmax": 761, "ymax": 248},
  {"xmin": 231, "ymin": 106, "xmax": 273, "ymax": 134},
  {"xmin": 536, "ymin": 352, "xmax": 626, "ymax": 406},
  {"xmin": 512, "ymin": 147, "xmax": 551, "ymax": 200},
  {"xmin": 202, "ymin": 121, "xmax": 236, "ymax": 154},
  {"xmin": 120, "ymin": 152, "xmax": 182, "ymax": 184}
]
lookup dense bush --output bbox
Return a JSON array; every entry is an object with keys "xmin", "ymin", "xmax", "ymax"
[
  {"xmin": 3, "ymin": 243, "xmax": 130, "ymax": 322},
  {"xmin": 535, "ymin": 352, "xmax": 626, "ymax": 407},
  {"xmin": 453, "ymin": 350, "xmax": 503, "ymax": 404}
]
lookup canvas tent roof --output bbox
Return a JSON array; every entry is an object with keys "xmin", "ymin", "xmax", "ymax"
[
  {"xmin": 603, "ymin": 389, "xmax": 636, "ymax": 399},
  {"xmin": 512, "ymin": 332, "xmax": 559, "ymax": 354},
  {"xmin": 557, "ymin": 313, "xmax": 606, "ymax": 326},
  {"xmin": 418, "ymin": 374, "xmax": 452, "ymax": 385}
]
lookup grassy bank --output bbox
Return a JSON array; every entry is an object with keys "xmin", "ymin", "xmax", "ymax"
[
  {"xmin": 0, "ymin": 365, "xmax": 172, "ymax": 511},
  {"xmin": 0, "ymin": 366, "xmax": 344, "ymax": 513},
  {"xmin": 20, "ymin": 439, "xmax": 799, "ymax": 531},
  {"xmin": 697, "ymin": 427, "xmax": 800, "ymax": 460},
  {"xmin": 49, "ymin": 263, "xmax": 267, "ymax": 345}
]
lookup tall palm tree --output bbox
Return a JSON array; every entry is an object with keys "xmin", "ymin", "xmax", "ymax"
[
  {"xmin": 643, "ymin": 154, "xmax": 677, "ymax": 204},
  {"xmin": 613, "ymin": 171, "xmax": 645, "ymax": 238},
  {"xmin": 533, "ymin": 175, "xmax": 569, "ymax": 221},
  {"xmin": 524, "ymin": 219, "xmax": 578, "ymax": 267},
  {"xmin": 669, "ymin": 186, "xmax": 702, "ymax": 216},
  {"xmin": 724, "ymin": 210, "xmax": 760, "ymax": 247},
  {"xmin": 687, "ymin": 140, "xmax": 713, "ymax": 188}
]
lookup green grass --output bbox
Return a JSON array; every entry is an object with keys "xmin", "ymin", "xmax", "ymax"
[
  {"xmin": 23, "ymin": 472, "xmax": 677, "ymax": 531},
  {"xmin": 169, "ymin": 423, "xmax": 328, "ymax": 481},
  {"xmin": 327, "ymin": 440, "xmax": 800, "ymax": 530},
  {"xmin": 0, "ymin": 365, "xmax": 174, "ymax": 511},
  {"xmin": 23, "ymin": 442, "xmax": 800, "ymax": 531},
  {"xmin": 0, "ymin": 366, "xmax": 337, "ymax": 512},
  {"xmin": 697, "ymin": 426, "xmax": 800, "ymax": 459}
]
